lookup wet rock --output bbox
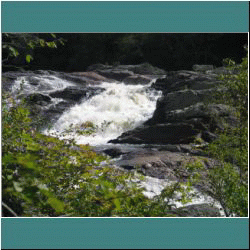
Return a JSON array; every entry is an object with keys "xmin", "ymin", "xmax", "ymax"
[
  {"xmin": 50, "ymin": 87, "xmax": 88, "ymax": 101},
  {"xmin": 103, "ymin": 148, "xmax": 124, "ymax": 158},
  {"xmin": 50, "ymin": 86, "xmax": 104, "ymax": 101},
  {"xmin": 23, "ymin": 93, "xmax": 52, "ymax": 105}
]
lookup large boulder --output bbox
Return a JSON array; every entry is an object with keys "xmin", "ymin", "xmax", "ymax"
[
  {"xmin": 109, "ymin": 123, "xmax": 199, "ymax": 145},
  {"xmin": 154, "ymin": 89, "xmax": 213, "ymax": 114},
  {"xmin": 23, "ymin": 93, "xmax": 52, "ymax": 106},
  {"xmin": 93, "ymin": 69, "xmax": 135, "ymax": 82},
  {"xmin": 147, "ymin": 102, "xmax": 233, "ymax": 127},
  {"xmin": 71, "ymin": 71, "xmax": 111, "ymax": 83},
  {"xmin": 192, "ymin": 65, "xmax": 214, "ymax": 72},
  {"xmin": 152, "ymin": 70, "xmax": 220, "ymax": 93},
  {"xmin": 123, "ymin": 75, "xmax": 152, "ymax": 85},
  {"xmin": 109, "ymin": 65, "xmax": 237, "ymax": 145},
  {"xmin": 170, "ymin": 203, "xmax": 221, "ymax": 217},
  {"xmin": 50, "ymin": 86, "xmax": 104, "ymax": 101},
  {"xmin": 87, "ymin": 63, "xmax": 167, "ymax": 81}
]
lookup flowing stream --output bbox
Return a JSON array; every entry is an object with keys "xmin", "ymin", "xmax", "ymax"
[
  {"xmin": 7, "ymin": 71, "xmax": 225, "ymax": 216},
  {"xmin": 44, "ymin": 81, "xmax": 162, "ymax": 145}
]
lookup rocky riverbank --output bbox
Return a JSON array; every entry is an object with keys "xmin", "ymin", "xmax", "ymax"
[{"xmin": 2, "ymin": 63, "xmax": 235, "ymax": 216}]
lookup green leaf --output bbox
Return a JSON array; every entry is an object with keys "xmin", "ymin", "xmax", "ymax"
[
  {"xmin": 13, "ymin": 181, "xmax": 23, "ymax": 192},
  {"xmin": 26, "ymin": 54, "xmax": 33, "ymax": 63},
  {"xmin": 47, "ymin": 197, "xmax": 65, "ymax": 213},
  {"xmin": 114, "ymin": 198, "xmax": 121, "ymax": 210},
  {"xmin": 27, "ymin": 42, "xmax": 35, "ymax": 49},
  {"xmin": 39, "ymin": 39, "xmax": 46, "ymax": 47},
  {"xmin": 46, "ymin": 42, "xmax": 57, "ymax": 48},
  {"xmin": 9, "ymin": 46, "xmax": 19, "ymax": 57}
]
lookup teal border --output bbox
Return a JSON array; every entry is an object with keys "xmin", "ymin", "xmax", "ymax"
[
  {"xmin": 1, "ymin": 1, "xmax": 249, "ymax": 249},
  {"xmin": 1, "ymin": 1, "xmax": 249, "ymax": 32},
  {"xmin": 1, "ymin": 218, "xmax": 249, "ymax": 249}
]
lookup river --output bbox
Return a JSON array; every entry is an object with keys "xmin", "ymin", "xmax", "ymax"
[{"xmin": 4, "ymin": 70, "xmax": 225, "ymax": 216}]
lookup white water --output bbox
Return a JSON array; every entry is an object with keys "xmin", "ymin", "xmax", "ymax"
[
  {"xmin": 11, "ymin": 75, "xmax": 75, "ymax": 94},
  {"xmin": 11, "ymin": 73, "xmax": 225, "ymax": 216},
  {"xmin": 128, "ymin": 174, "xmax": 225, "ymax": 216},
  {"xmin": 11, "ymin": 75, "xmax": 74, "ymax": 108},
  {"xmin": 45, "ymin": 81, "xmax": 162, "ymax": 145}
]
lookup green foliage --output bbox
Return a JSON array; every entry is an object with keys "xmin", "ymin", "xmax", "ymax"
[
  {"xmin": 2, "ymin": 94, "xmax": 191, "ymax": 217},
  {"xmin": 2, "ymin": 33, "xmax": 65, "ymax": 65},
  {"xmin": 183, "ymin": 49, "xmax": 248, "ymax": 217},
  {"xmin": 201, "ymin": 49, "xmax": 248, "ymax": 217},
  {"xmin": 207, "ymin": 162, "xmax": 247, "ymax": 217},
  {"xmin": 218, "ymin": 47, "xmax": 248, "ymax": 122}
]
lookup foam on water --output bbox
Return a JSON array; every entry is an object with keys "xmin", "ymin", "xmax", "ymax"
[
  {"xmin": 11, "ymin": 75, "xmax": 75, "ymax": 94},
  {"xmin": 45, "ymin": 81, "xmax": 162, "ymax": 145},
  {"xmin": 11, "ymin": 72, "xmax": 225, "ymax": 216},
  {"xmin": 136, "ymin": 175, "xmax": 226, "ymax": 216}
]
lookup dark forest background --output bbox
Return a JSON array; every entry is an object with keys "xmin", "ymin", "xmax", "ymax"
[{"xmin": 3, "ymin": 33, "xmax": 248, "ymax": 72}]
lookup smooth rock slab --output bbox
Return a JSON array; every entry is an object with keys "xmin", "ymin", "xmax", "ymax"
[{"xmin": 109, "ymin": 123, "xmax": 199, "ymax": 145}]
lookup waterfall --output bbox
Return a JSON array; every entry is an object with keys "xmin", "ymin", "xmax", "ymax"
[
  {"xmin": 5, "ymin": 70, "xmax": 225, "ymax": 216},
  {"xmin": 44, "ymin": 81, "xmax": 162, "ymax": 145}
]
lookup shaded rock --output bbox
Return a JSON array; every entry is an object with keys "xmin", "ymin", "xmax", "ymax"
[
  {"xmin": 87, "ymin": 63, "xmax": 166, "ymax": 78},
  {"xmin": 156, "ymin": 89, "xmax": 213, "ymax": 113},
  {"xmin": 50, "ymin": 87, "xmax": 88, "ymax": 101},
  {"xmin": 123, "ymin": 75, "xmax": 152, "ymax": 85},
  {"xmin": 170, "ymin": 203, "xmax": 221, "ymax": 217},
  {"xmin": 71, "ymin": 71, "xmax": 111, "ymax": 83},
  {"xmin": 103, "ymin": 148, "xmax": 124, "ymax": 158},
  {"xmin": 23, "ymin": 93, "xmax": 52, "ymax": 105},
  {"xmin": 57, "ymin": 73, "xmax": 89, "ymax": 85},
  {"xmin": 201, "ymin": 131, "xmax": 218, "ymax": 142},
  {"xmin": 152, "ymin": 70, "xmax": 220, "ymax": 93},
  {"xmin": 140, "ymin": 161, "xmax": 177, "ymax": 180},
  {"xmin": 130, "ymin": 63, "xmax": 166, "ymax": 75},
  {"xmin": 147, "ymin": 103, "xmax": 231, "ymax": 126},
  {"xmin": 50, "ymin": 86, "xmax": 104, "ymax": 101},
  {"xmin": 192, "ymin": 65, "xmax": 214, "ymax": 72},
  {"xmin": 87, "ymin": 64, "xmax": 113, "ymax": 71},
  {"xmin": 94, "ymin": 69, "xmax": 134, "ymax": 82},
  {"xmin": 114, "ymin": 149, "xmax": 214, "ymax": 181},
  {"xmin": 109, "ymin": 123, "xmax": 199, "ymax": 145}
]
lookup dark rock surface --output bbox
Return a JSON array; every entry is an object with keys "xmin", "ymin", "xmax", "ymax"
[
  {"xmin": 87, "ymin": 63, "xmax": 167, "ymax": 75},
  {"xmin": 109, "ymin": 123, "xmax": 199, "ymax": 144},
  {"xmin": 110, "ymin": 66, "xmax": 236, "ymax": 145},
  {"xmin": 170, "ymin": 203, "xmax": 221, "ymax": 217},
  {"xmin": 22, "ymin": 93, "xmax": 52, "ymax": 105},
  {"xmin": 50, "ymin": 86, "xmax": 104, "ymax": 101},
  {"xmin": 123, "ymin": 75, "xmax": 152, "ymax": 85},
  {"xmin": 87, "ymin": 63, "xmax": 166, "ymax": 82},
  {"xmin": 3, "ymin": 64, "xmax": 231, "ymax": 216}
]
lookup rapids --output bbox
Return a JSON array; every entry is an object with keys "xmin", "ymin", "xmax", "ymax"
[
  {"xmin": 5, "ymin": 70, "xmax": 225, "ymax": 216},
  {"xmin": 44, "ymin": 81, "xmax": 162, "ymax": 145}
]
